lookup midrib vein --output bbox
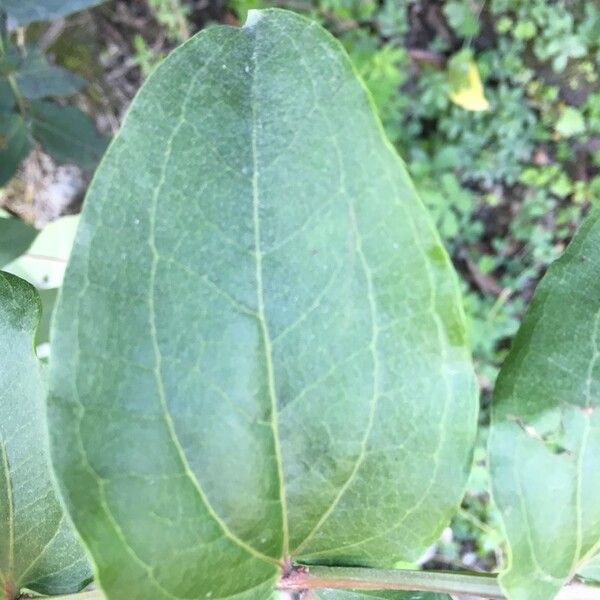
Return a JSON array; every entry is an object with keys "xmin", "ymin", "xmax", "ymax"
[
  {"xmin": 250, "ymin": 32, "xmax": 290, "ymax": 556},
  {"xmin": 147, "ymin": 62, "xmax": 275, "ymax": 566},
  {"xmin": 17, "ymin": 514, "xmax": 66, "ymax": 586},
  {"xmin": 0, "ymin": 436, "xmax": 14, "ymax": 587}
]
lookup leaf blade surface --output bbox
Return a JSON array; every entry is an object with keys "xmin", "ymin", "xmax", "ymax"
[
  {"xmin": 0, "ymin": 114, "xmax": 31, "ymax": 186},
  {"xmin": 0, "ymin": 272, "xmax": 90, "ymax": 600},
  {"xmin": 48, "ymin": 9, "xmax": 477, "ymax": 598},
  {"xmin": 490, "ymin": 209, "xmax": 600, "ymax": 600},
  {"xmin": 15, "ymin": 49, "xmax": 86, "ymax": 100},
  {"xmin": 0, "ymin": 217, "xmax": 37, "ymax": 268},
  {"xmin": 30, "ymin": 101, "xmax": 107, "ymax": 169}
]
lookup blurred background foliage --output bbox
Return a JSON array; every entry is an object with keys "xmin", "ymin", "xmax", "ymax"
[{"xmin": 1, "ymin": 0, "xmax": 599, "ymax": 577}]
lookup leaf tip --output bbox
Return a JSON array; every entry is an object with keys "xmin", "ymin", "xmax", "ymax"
[{"xmin": 244, "ymin": 9, "xmax": 263, "ymax": 29}]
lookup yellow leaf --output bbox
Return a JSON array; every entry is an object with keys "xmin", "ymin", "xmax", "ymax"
[{"xmin": 448, "ymin": 58, "xmax": 490, "ymax": 112}]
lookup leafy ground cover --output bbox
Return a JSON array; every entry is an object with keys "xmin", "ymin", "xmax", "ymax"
[{"xmin": 1, "ymin": 0, "xmax": 599, "ymax": 579}]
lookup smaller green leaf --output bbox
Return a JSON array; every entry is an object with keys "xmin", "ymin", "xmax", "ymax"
[
  {"xmin": 513, "ymin": 20, "xmax": 537, "ymax": 40},
  {"xmin": 0, "ymin": 46, "xmax": 21, "ymax": 77},
  {"xmin": 443, "ymin": 0, "xmax": 480, "ymax": 37},
  {"xmin": 15, "ymin": 49, "xmax": 86, "ymax": 100},
  {"xmin": 5, "ymin": 214, "xmax": 79, "ymax": 288},
  {"xmin": 30, "ymin": 101, "xmax": 107, "ymax": 169},
  {"xmin": 0, "ymin": 216, "xmax": 37, "ymax": 267},
  {"xmin": 4, "ymin": 0, "xmax": 104, "ymax": 27},
  {"xmin": 490, "ymin": 209, "xmax": 600, "ymax": 600},
  {"xmin": 556, "ymin": 107, "xmax": 586, "ymax": 138},
  {"xmin": 578, "ymin": 553, "xmax": 600, "ymax": 584},
  {"xmin": 0, "ymin": 272, "xmax": 91, "ymax": 600},
  {"xmin": 0, "ymin": 113, "xmax": 31, "ymax": 185}
]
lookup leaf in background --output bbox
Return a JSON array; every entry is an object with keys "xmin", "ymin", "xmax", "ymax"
[
  {"xmin": 4, "ymin": 0, "xmax": 104, "ymax": 27},
  {"xmin": 578, "ymin": 553, "xmax": 600, "ymax": 584},
  {"xmin": 4, "ymin": 214, "xmax": 79, "ymax": 288},
  {"xmin": 555, "ymin": 106, "xmax": 586, "ymax": 138},
  {"xmin": 0, "ymin": 272, "xmax": 91, "ymax": 600},
  {"xmin": 447, "ymin": 52, "xmax": 490, "ymax": 112},
  {"xmin": 0, "ymin": 113, "xmax": 31, "ymax": 186},
  {"xmin": 35, "ymin": 287, "xmax": 59, "ymax": 347},
  {"xmin": 490, "ymin": 209, "xmax": 600, "ymax": 600},
  {"xmin": 443, "ymin": 1, "xmax": 480, "ymax": 38},
  {"xmin": 0, "ymin": 81, "xmax": 15, "ymax": 111},
  {"xmin": 0, "ymin": 216, "xmax": 37, "ymax": 268},
  {"xmin": 15, "ymin": 49, "xmax": 86, "ymax": 100},
  {"xmin": 30, "ymin": 101, "xmax": 107, "ymax": 170},
  {"xmin": 48, "ymin": 9, "xmax": 477, "ymax": 599},
  {"xmin": 0, "ymin": 47, "xmax": 21, "ymax": 78}
]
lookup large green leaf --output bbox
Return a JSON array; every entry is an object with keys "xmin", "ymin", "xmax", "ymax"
[
  {"xmin": 48, "ymin": 9, "xmax": 477, "ymax": 599},
  {"xmin": 0, "ymin": 272, "xmax": 90, "ymax": 600},
  {"xmin": 4, "ymin": 0, "xmax": 104, "ymax": 27},
  {"xmin": 0, "ymin": 216, "xmax": 37, "ymax": 268},
  {"xmin": 490, "ymin": 209, "xmax": 600, "ymax": 600}
]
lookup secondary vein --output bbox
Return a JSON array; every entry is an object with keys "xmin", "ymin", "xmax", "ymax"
[
  {"xmin": 290, "ymin": 92, "xmax": 380, "ymax": 554},
  {"xmin": 146, "ymin": 57, "xmax": 275, "ymax": 567}
]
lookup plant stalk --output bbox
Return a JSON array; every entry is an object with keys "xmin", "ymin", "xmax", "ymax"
[
  {"xmin": 32, "ymin": 594, "xmax": 100, "ymax": 600},
  {"xmin": 44, "ymin": 568, "xmax": 599, "ymax": 600},
  {"xmin": 281, "ymin": 565, "xmax": 505, "ymax": 599},
  {"xmin": 7, "ymin": 74, "xmax": 26, "ymax": 116}
]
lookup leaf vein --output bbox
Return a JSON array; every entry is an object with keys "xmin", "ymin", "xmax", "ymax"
[
  {"xmin": 146, "ymin": 63, "xmax": 277, "ymax": 567},
  {"xmin": 250, "ymin": 27, "xmax": 289, "ymax": 556},
  {"xmin": 289, "ymin": 44, "xmax": 380, "ymax": 552}
]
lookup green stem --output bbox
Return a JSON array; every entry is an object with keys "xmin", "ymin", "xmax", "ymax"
[
  {"xmin": 32, "ymin": 593, "xmax": 100, "ymax": 600},
  {"xmin": 40, "ymin": 568, "xmax": 599, "ymax": 600},
  {"xmin": 0, "ymin": 30, "xmax": 27, "ymax": 117},
  {"xmin": 281, "ymin": 565, "xmax": 505, "ymax": 599},
  {"xmin": 7, "ymin": 74, "xmax": 26, "ymax": 116}
]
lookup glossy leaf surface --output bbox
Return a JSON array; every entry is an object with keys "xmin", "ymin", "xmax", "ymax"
[
  {"xmin": 490, "ymin": 209, "xmax": 600, "ymax": 600},
  {"xmin": 0, "ymin": 272, "xmax": 90, "ymax": 600},
  {"xmin": 48, "ymin": 9, "xmax": 477, "ymax": 599}
]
